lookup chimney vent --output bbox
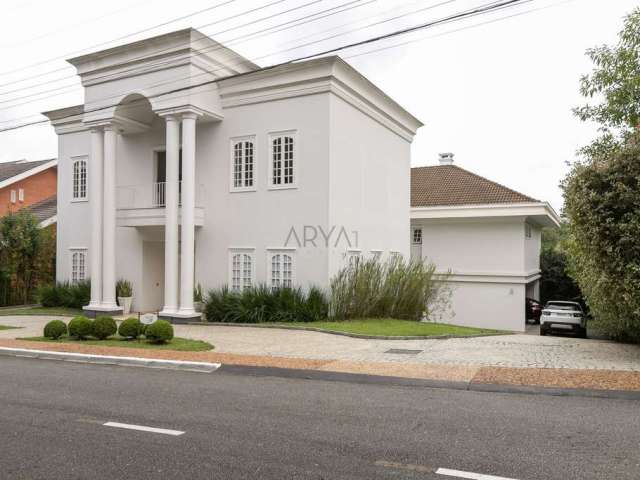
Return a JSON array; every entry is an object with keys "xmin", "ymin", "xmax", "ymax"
[{"xmin": 438, "ymin": 152, "xmax": 454, "ymax": 165}]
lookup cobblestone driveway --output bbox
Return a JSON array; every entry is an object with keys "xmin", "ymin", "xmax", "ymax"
[{"xmin": 3, "ymin": 316, "xmax": 640, "ymax": 371}]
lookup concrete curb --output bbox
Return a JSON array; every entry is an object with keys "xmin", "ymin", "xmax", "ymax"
[
  {"xmin": 187, "ymin": 322, "xmax": 510, "ymax": 340},
  {"xmin": 218, "ymin": 364, "xmax": 640, "ymax": 401},
  {"xmin": 0, "ymin": 347, "xmax": 221, "ymax": 373}
]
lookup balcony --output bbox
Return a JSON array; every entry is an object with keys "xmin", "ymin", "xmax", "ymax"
[{"xmin": 116, "ymin": 182, "xmax": 205, "ymax": 227}]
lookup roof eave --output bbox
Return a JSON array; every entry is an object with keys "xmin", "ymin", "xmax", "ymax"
[{"xmin": 0, "ymin": 159, "xmax": 58, "ymax": 190}]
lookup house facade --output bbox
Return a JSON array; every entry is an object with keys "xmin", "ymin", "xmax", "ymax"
[
  {"xmin": 410, "ymin": 154, "xmax": 560, "ymax": 332},
  {"xmin": 0, "ymin": 159, "xmax": 57, "ymax": 225},
  {"xmin": 43, "ymin": 29, "xmax": 422, "ymax": 321}
]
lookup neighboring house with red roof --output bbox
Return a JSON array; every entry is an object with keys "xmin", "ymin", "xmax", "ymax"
[
  {"xmin": 0, "ymin": 158, "xmax": 57, "ymax": 226},
  {"xmin": 410, "ymin": 153, "xmax": 560, "ymax": 332}
]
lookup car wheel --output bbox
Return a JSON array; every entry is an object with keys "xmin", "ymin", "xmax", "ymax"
[
  {"xmin": 540, "ymin": 326, "xmax": 547, "ymax": 336},
  {"xmin": 577, "ymin": 327, "xmax": 587, "ymax": 339}
]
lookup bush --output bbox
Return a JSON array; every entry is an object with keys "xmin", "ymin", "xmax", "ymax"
[
  {"xmin": 92, "ymin": 316, "xmax": 117, "ymax": 340},
  {"xmin": 37, "ymin": 281, "xmax": 90, "ymax": 309},
  {"xmin": 68, "ymin": 316, "xmax": 93, "ymax": 340},
  {"xmin": 204, "ymin": 284, "xmax": 329, "ymax": 323},
  {"xmin": 329, "ymin": 256, "xmax": 449, "ymax": 321},
  {"xmin": 145, "ymin": 320, "xmax": 174, "ymax": 343},
  {"xmin": 43, "ymin": 320, "xmax": 67, "ymax": 339},
  {"xmin": 118, "ymin": 317, "xmax": 143, "ymax": 339}
]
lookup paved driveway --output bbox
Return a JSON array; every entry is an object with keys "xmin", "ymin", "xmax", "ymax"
[{"xmin": 3, "ymin": 315, "xmax": 640, "ymax": 371}]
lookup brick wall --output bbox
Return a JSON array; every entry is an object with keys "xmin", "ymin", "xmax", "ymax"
[{"xmin": 0, "ymin": 167, "xmax": 57, "ymax": 217}]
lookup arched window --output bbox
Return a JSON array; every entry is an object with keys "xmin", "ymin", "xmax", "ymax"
[
  {"xmin": 230, "ymin": 250, "xmax": 254, "ymax": 291},
  {"xmin": 72, "ymin": 157, "xmax": 87, "ymax": 200},
  {"xmin": 269, "ymin": 251, "xmax": 294, "ymax": 290},
  {"xmin": 270, "ymin": 132, "xmax": 296, "ymax": 188},
  {"xmin": 231, "ymin": 137, "xmax": 255, "ymax": 191}
]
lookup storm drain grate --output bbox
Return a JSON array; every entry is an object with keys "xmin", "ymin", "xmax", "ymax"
[{"xmin": 384, "ymin": 348, "xmax": 423, "ymax": 355}]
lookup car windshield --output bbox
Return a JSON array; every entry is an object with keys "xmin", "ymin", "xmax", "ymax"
[{"xmin": 546, "ymin": 302, "xmax": 581, "ymax": 311}]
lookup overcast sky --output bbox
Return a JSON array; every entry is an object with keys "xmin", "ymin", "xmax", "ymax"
[{"xmin": 0, "ymin": 0, "xmax": 636, "ymax": 212}]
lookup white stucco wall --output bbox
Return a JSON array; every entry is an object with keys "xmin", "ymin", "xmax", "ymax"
[{"xmin": 411, "ymin": 216, "xmax": 539, "ymax": 332}]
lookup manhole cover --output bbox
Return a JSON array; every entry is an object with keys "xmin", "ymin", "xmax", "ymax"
[{"xmin": 385, "ymin": 349, "xmax": 423, "ymax": 355}]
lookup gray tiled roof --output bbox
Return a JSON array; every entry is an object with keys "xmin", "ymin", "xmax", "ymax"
[
  {"xmin": 25, "ymin": 195, "xmax": 57, "ymax": 223},
  {"xmin": 0, "ymin": 159, "xmax": 55, "ymax": 183}
]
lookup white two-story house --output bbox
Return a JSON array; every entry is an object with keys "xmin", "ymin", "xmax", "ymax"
[{"xmin": 43, "ymin": 28, "xmax": 422, "ymax": 321}]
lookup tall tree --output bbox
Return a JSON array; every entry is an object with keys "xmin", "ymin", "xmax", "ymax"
[{"xmin": 563, "ymin": 8, "xmax": 640, "ymax": 341}]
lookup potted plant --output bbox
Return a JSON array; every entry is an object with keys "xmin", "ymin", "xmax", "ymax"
[
  {"xmin": 194, "ymin": 283, "xmax": 204, "ymax": 313},
  {"xmin": 116, "ymin": 279, "xmax": 133, "ymax": 315}
]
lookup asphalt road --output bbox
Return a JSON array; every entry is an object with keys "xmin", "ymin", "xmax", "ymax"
[{"xmin": 1, "ymin": 357, "xmax": 639, "ymax": 480}]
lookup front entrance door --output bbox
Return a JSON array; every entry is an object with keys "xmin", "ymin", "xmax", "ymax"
[{"xmin": 141, "ymin": 241, "xmax": 165, "ymax": 312}]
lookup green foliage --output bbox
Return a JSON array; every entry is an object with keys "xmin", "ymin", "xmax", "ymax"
[
  {"xmin": 118, "ymin": 317, "xmax": 143, "ymax": 339},
  {"xmin": 329, "ymin": 257, "xmax": 449, "ymax": 321},
  {"xmin": 563, "ymin": 8, "xmax": 640, "ymax": 342},
  {"xmin": 145, "ymin": 320, "xmax": 174, "ymax": 343},
  {"xmin": 0, "ymin": 210, "xmax": 42, "ymax": 306},
  {"xmin": 37, "ymin": 281, "xmax": 90, "ymax": 309},
  {"xmin": 204, "ymin": 284, "xmax": 329, "ymax": 323},
  {"xmin": 43, "ymin": 320, "xmax": 67, "ymax": 340},
  {"xmin": 563, "ymin": 136, "xmax": 640, "ymax": 342},
  {"xmin": 540, "ymin": 227, "xmax": 583, "ymax": 304},
  {"xmin": 573, "ymin": 7, "xmax": 640, "ymax": 156},
  {"xmin": 115, "ymin": 279, "xmax": 133, "ymax": 298},
  {"xmin": 92, "ymin": 316, "xmax": 117, "ymax": 340},
  {"xmin": 68, "ymin": 316, "xmax": 93, "ymax": 340},
  {"xmin": 194, "ymin": 283, "xmax": 204, "ymax": 303}
]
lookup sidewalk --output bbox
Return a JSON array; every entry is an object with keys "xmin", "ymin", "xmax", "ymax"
[{"xmin": 2, "ymin": 337, "xmax": 640, "ymax": 395}]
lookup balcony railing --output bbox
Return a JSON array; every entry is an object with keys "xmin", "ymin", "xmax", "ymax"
[{"xmin": 117, "ymin": 182, "xmax": 203, "ymax": 210}]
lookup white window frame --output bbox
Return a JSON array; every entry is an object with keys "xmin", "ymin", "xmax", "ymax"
[
  {"xmin": 370, "ymin": 249, "xmax": 383, "ymax": 260},
  {"xmin": 70, "ymin": 248, "xmax": 87, "ymax": 283},
  {"xmin": 228, "ymin": 248, "xmax": 255, "ymax": 292},
  {"xmin": 71, "ymin": 155, "xmax": 88, "ymax": 202},
  {"xmin": 10, "ymin": 189, "xmax": 16, "ymax": 203},
  {"xmin": 18, "ymin": 188, "xmax": 24, "ymax": 202},
  {"xmin": 268, "ymin": 130, "xmax": 297, "ymax": 190},
  {"xmin": 230, "ymin": 135, "xmax": 256, "ymax": 192},
  {"xmin": 412, "ymin": 227, "xmax": 422, "ymax": 245},
  {"xmin": 267, "ymin": 248, "xmax": 296, "ymax": 290}
]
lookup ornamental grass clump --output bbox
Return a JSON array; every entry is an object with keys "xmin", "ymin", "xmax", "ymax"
[
  {"xmin": 43, "ymin": 320, "xmax": 67, "ymax": 340},
  {"xmin": 329, "ymin": 256, "xmax": 448, "ymax": 321},
  {"xmin": 204, "ymin": 284, "xmax": 329, "ymax": 323}
]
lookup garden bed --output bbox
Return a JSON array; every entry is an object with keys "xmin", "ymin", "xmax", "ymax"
[{"xmin": 22, "ymin": 336, "xmax": 214, "ymax": 352}]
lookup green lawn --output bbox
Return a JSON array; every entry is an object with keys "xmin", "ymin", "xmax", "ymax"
[
  {"xmin": 270, "ymin": 319, "xmax": 504, "ymax": 337},
  {"xmin": 0, "ymin": 307, "xmax": 84, "ymax": 317},
  {"xmin": 0, "ymin": 325, "xmax": 19, "ymax": 331},
  {"xmin": 22, "ymin": 336, "xmax": 214, "ymax": 352}
]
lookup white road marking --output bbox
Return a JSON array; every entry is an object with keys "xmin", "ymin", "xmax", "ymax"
[
  {"xmin": 436, "ymin": 467, "xmax": 519, "ymax": 480},
  {"xmin": 103, "ymin": 422, "xmax": 185, "ymax": 436}
]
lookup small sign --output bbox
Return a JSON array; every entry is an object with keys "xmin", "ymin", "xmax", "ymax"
[{"xmin": 140, "ymin": 313, "xmax": 157, "ymax": 325}]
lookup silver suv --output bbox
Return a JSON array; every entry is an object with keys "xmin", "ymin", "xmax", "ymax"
[{"xmin": 540, "ymin": 301, "xmax": 587, "ymax": 338}]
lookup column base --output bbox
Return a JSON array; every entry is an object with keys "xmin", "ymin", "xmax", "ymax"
[
  {"xmin": 82, "ymin": 305, "xmax": 124, "ymax": 318},
  {"xmin": 158, "ymin": 310, "xmax": 203, "ymax": 324}
]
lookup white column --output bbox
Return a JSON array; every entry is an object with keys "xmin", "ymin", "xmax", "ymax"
[
  {"xmin": 161, "ymin": 115, "xmax": 180, "ymax": 315},
  {"xmin": 102, "ymin": 124, "xmax": 119, "ymax": 309},
  {"xmin": 88, "ymin": 127, "xmax": 104, "ymax": 308},
  {"xmin": 178, "ymin": 112, "xmax": 197, "ymax": 315}
]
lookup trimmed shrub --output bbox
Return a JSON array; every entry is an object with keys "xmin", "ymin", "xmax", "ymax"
[
  {"xmin": 204, "ymin": 284, "xmax": 329, "ymax": 323},
  {"xmin": 92, "ymin": 316, "xmax": 117, "ymax": 340},
  {"xmin": 43, "ymin": 320, "xmax": 67, "ymax": 339},
  {"xmin": 37, "ymin": 281, "xmax": 90, "ymax": 309},
  {"xmin": 145, "ymin": 320, "xmax": 174, "ymax": 343},
  {"xmin": 68, "ymin": 316, "xmax": 93, "ymax": 340},
  {"xmin": 118, "ymin": 317, "xmax": 143, "ymax": 339}
]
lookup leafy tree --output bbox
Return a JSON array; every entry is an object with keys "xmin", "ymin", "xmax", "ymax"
[
  {"xmin": 539, "ymin": 226, "xmax": 582, "ymax": 305},
  {"xmin": 563, "ymin": 8, "xmax": 640, "ymax": 341}
]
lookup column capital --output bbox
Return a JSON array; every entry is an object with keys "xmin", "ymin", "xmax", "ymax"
[
  {"xmin": 84, "ymin": 119, "xmax": 123, "ymax": 133},
  {"xmin": 154, "ymin": 106, "xmax": 205, "ymax": 121}
]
